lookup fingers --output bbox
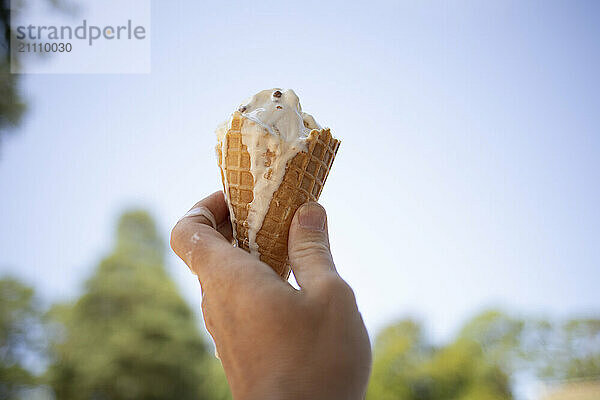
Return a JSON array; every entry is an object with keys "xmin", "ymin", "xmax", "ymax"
[
  {"xmin": 171, "ymin": 191, "xmax": 237, "ymax": 279},
  {"xmin": 181, "ymin": 191, "xmax": 230, "ymax": 228},
  {"xmin": 217, "ymin": 219, "xmax": 234, "ymax": 243},
  {"xmin": 287, "ymin": 202, "xmax": 337, "ymax": 289},
  {"xmin": 179, "ymin": 191, "xmax": 233, "ymax": 241},
  {"xmin": 171, "ymin": 191, "xmax": 277, "ymax": 294}
]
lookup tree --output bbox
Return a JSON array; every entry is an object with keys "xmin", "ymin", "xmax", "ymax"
[
  {"xmin": 456, "ymin": 310, "xmax": 600, "ymax": 382},
  {"xmin": 0, "ymin": 0, "xmax": 26, "ymax": 135},
  {"xmin": 422, "ymin": 338, "xmax": 512, "ymax": 400},
  {"xmin": 0, "ymin": 0, "xmax": 73, "ymax": 145},
  {"xmin": 0, "ymin": 276, "xmax": 45, "ymax": 399},
  {"xmin": 368, "ymin": 319, "xmax": 430, "ymax": 400},
  {"xmin": 367, "ymin": 317, "xmax": 513, "ymax": 400},
  {"xmin": 368, "ymin": 310, "xmax": 600, "ymax": 400},
  {"xmin": 46, "ymin": 210, "xmax": 223, "ymax": 400},
  {"xmin": 532, "ymin": 318, "xmax": 600, "ymax": 381},
  {"xmin": 456, "ymin": 310, "xmax": 525, "ymax": 373},
  {"xmin": 559, "ymin": 319, "xmax": 600, "ymax": 379}
]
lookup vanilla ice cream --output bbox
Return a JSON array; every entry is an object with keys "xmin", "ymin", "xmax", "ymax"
[{"xmin": 216, "ymin": 88, "xmax": 322, "ymax": 255}]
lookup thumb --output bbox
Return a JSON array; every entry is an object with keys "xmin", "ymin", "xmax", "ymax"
[{"xmin": 288, "ymin": 202, "xmax": 336, "ymax": 288}]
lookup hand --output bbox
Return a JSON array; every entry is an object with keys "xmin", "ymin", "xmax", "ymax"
[{"xmin": 171, "ymin": 191, "xmax": 371, "ymax": 400}]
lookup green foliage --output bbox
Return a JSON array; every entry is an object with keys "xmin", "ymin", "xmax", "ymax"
[
  {"xmin": 367, "ymin": 318, "xmax": 513, "ymax": 400},
  {"xmin": 456, "ymin": 310, "xmax": 525, "ymax": 372},
  {"xmin": 368, "ymin": 310, "xmax": 600, "ymax": 400},
  {"xmin": 459, "ymin": 310, "xmax": 600, "ymax": 381},
  {"xmin": 0, "ymin": 60, "xmax": 26, "ymax": 134},
  {"xmin": 3, "ymin": 210, "xmax": 598, "ymax": 399},
  {"xmin": 1, "ymin": 0, "xmax": 26, "ymax": 135},
  {"xmin": 424, "ymin": 339, "xmax": 511, "ymax": 400},
  {"xmin": 0, "ymin": 0, "xmax": 74, "ymax": 140},
  {"xmin": 204, "ymin": 359, "xmax": 233, "ymax": 400},
  {"xmin": 46, "ymin": 210, "xmax": 225, "ymax": 400},
  {"xmin": 534, "ymin": 318, "xmax": 600, "ymax": 380},
  {"xmin": 0, "ymin": 277, "xmax": 43, "ymax": 399},
  {"xmin": 368, "ymin": 319, "xmax": 429, "ymax": 400}
]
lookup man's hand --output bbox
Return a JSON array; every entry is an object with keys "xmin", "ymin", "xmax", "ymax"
[{"xmin": 171, "ymin": 191, "xmax": 371, "ymax": 400}]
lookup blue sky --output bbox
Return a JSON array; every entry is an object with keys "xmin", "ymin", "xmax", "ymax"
[{"xmin": 1, "ymin": 0, "xmax": 599, "ymax": 349}]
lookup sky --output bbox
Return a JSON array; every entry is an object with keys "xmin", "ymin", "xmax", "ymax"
[{"xmin": 1, "ymin": 0, "xmax": 599, "ymax": 353}]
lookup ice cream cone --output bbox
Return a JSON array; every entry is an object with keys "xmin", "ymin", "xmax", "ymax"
[{"xmin": 216, "ymin": 111, "xmax": 340, "ymax": 278}]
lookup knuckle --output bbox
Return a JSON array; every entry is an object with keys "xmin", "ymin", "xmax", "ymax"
[
  {"xmin": 291, "ymin": 240, "xmax": 332, "ymax": 261},
  {"xmin": 313, "ymin": 273, "xmax": 355, "ymax": 301},
  {"xmin": 169, "ymin": 221, "xmax": 185, "ymax": 253},
  {"xmin": 339, "ymin": 280, "xmax": 357, "ymax": 302}
]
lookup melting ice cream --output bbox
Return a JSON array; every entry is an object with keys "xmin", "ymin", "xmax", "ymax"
[{"xmin": 216, "ymin": 88, "xmax": 321, "ymax": 255}]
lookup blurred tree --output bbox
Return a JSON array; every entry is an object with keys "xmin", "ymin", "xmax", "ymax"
[
  {"xmin": 533, "ymin": 318, "xmax": 600, "ymax": 381},
  {"xmin": 559, "ymin": 319, "xmax": 600, "ymax": 379},
  {"xmin": 0, "ymin": 0, "xmax": 73, "ymax": 145},
  {"xmin": 0, "ymin": 276, "xmax": 45, "ymax": 399},
  {"xmin": 367, "ymin": 319, "xmax": 430, "ymax": 400},
  {"xmin": 367, "ymin": 317, "xmax": 513, "ymax": 400},
  {"xmin": 46, "ymin": 210, "xmax": 228, "ymax": 400},
  {"xmin": 0, "ymin": 0, "xmax": 26, "ymax": 135},
  {"xmin": 423, "ymin": 339, "xmax": 512, "ymax": 400},
  {"xmin": 456, "ymin": 310, "xmax": 525, "ymax": 372},
  {"xmin": 368, "ymin": 310, "xmax": 600, "ymax": 399},
  {"xmin": 457, "ymin": 310, "xmax": 600, "ymax": 382}
]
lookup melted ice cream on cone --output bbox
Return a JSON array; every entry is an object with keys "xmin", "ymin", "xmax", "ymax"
[{"xmin": 215, "ymin": 89, "xmax": 339, "ymax": 276}]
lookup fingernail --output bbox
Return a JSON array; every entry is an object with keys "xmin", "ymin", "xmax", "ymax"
[{"xmin": 298, "ymin": 203, "xmax": 326, "ymax": 231}]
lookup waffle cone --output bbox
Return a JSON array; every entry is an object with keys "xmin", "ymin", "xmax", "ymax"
[{"xmin": 216, "ymin": 112, "xmax": 340, "ymax": 278}]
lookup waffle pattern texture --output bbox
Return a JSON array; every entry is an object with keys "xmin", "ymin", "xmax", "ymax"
[{"xmin": 216, "ymin": 113, "xmax": 340, "ymax": 277}]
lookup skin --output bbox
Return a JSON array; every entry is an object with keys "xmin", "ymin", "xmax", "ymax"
[{"xmin": 170, "ymin": 191, "xmax": 372, "ymax": 400}]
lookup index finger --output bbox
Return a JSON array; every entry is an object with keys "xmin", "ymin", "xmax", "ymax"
[
  {"xmin": 170, "ymin": 191, "xmax": 272, "ymax": 291},
  {"xmin": 170, "ymin": 191, "xmax": 235, "ymax": 275},
  {"xmin": 180, "ymin": 191, "xmax": 230, "ymax": 229}
]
